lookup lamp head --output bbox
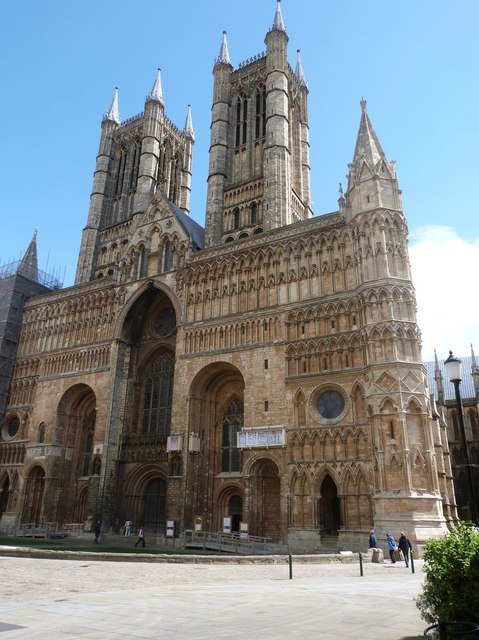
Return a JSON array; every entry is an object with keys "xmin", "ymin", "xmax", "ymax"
[{"xmin": 444, "ymin": 350, "xmax": 462, "ymax": 383}]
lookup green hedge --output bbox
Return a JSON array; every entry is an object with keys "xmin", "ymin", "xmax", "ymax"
[{"xmin": 416, "ymin": 522, "xmax": 479, "ymax": 626}]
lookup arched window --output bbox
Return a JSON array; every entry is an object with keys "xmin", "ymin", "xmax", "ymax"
[
  {"xmin": 114, "ymin": 148, "xmax": 127, "ymax": 196},
  {"xmin": 221, "ymin": 398, "xmax": 243, "ymax": 473},
  {"xmin": 251, "ymin": 202, "xmax": 257, "ymax": 225},
  {"xmin": 141, "ymin": 352, "xmax": 175, "ymax": 436},
  {"xmin": 163, "ymin": 240, "xmax": 173, "ymax": 272},
  {"xmin": 235, "ymin": 94, "xmax": 248, "ymax": 146},
  {"xmin": 138, "ymin": 246, "xmax": 148, "ymax": 278},
  {"xmin": 38, "ymin": 423, "xmax": 46, "ymax": 443},
  {"xmin": 129, "ymin": 140, "xmax": 141, "ymax": 191},
  {"xmin": 255, "ymin": 85, "xmax": 266, "ymax": 139},
  {"xmin": 233, "ymin": 208, "xmax": 240, "ymax": 230}
]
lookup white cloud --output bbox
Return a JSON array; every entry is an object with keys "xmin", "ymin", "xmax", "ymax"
[{"xmin": 409, "ymin": 226, "xmax": 479, "ymax": 363}]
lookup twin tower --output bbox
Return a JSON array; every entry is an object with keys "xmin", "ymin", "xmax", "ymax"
[{"xmin": 76, "ymin": 1, "xmax": 400, "ymax": 285}]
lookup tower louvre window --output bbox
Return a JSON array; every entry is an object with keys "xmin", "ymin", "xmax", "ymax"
[
  {"xmin": 255, "ymin": 85, "xmax": 266, "ymax": 139},
  {"xmin": 233, "ymin": 208, "xmax": 240, "ymax": 230},
  {"xmin": 129, "ymin": 141, "xmax": 141, "ymax": 191},
  {"xmin": 235, "ymin": 94, "xmax": 248, "ymax": 147},
  {"xmin": 114, "ymin": 149, "xmax": 127, "ymax": 196},
  {"xmin": 251, "ymin": 203, "xmax": 257, "ymax": 224}
]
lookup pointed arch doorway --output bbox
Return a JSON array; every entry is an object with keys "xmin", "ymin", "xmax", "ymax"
[
  {"xmin": 319, "ymin": 474, "xmax": 340, "ymax": 535},
  {"xmin": 251, "ymin": 459, "xmax": 281, "ymax": 539},
  {"xmin": 143, "ymin": 478, "xmax": 167, "ymax": 534}
]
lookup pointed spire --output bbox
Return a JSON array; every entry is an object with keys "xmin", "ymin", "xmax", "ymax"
[
  {"xmin": 216, "ymin": 31, "xmax": 232, "ymax": 65},
  {"xmin": 147, "ymin": 68, "xmax": 165, "ymax": 105},
  {"xmin": 471, "ymin": 344, "xmax": 478, "ymax": 370},
  {"xmin": 184, "ymin": 104, "xmax": 195, "ymax": 140},
  {"xmin": 295, "ymin": 50, "xmax": 307, "ymax": 87},
  {"xmin": 272, "ymin": 0, "xmax": 286, "ymax": 31},
  {"xmin": 17, "ymin": 229, "xmax": 39, "ymax": 282},
  {"xmin": 103, "ymin": 87, "xmax": 120, "ymax": 124},
  {"xmin": 350, "ymin": 98, "xmax": 386, "ymax": 170},
  {"xmin": 434, "ymin": 349, "xmax": 442, "ymax": 376},
  {"xmin": 434, "ymin": 349, "xmax": 445, "ymax": 405}
]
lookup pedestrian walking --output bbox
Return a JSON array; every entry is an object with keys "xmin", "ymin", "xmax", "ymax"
[
  {"xmin": 386, "ymin": 532, "xmax": 397, "ymax": 563},
  {"xmin": 134, "ymin": 526, "xmax": 146, "ymax": 548},
  {"xmin": 124, "ymin": 520, "xmax": 132, "ymax": 536},
  {"xmin": 398, "ymin": 532, "xmax": 412, "ymax": 568},
  {"xmin": 369, "ymin": 529, "xmax": 378, "ymax": 548},
  {"xmin": 94, "ymin": 520, "xmax": 101, "ymax": 544}
]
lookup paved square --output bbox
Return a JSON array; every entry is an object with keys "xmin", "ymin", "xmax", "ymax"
[{"xmin": 0, "ymin": 554, "xmax": 425, "ymax": 639}]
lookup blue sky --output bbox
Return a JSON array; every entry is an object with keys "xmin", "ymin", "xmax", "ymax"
[{"xmin": 1, "ymin": 0, "xmax": 478, "ymax": 362}]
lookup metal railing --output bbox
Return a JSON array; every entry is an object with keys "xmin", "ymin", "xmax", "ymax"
[{"xmin": 181, "ymin": 530, "xmax": 274, "ymax": 555}]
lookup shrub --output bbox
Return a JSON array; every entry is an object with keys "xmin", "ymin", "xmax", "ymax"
[{"xmin": 416, "ymin": 522, "xmax": 479, "ymax": 626}]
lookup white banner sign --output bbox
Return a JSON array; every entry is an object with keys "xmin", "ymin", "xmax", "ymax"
[{"xmin": 237, "ymin": 426, "xmax": 285, "ymax": 448}]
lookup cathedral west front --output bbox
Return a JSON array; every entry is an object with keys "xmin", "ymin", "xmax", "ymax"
[{"xmin": 0, "ymin": 2, "xmax": 455, "ymax": 552}]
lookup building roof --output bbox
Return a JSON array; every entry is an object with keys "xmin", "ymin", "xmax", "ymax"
[
  {"xmin": 425, "ymin": 355, "xmax": 476, "ymax": 402},
  {"xmin": 170, "ymin": 203, "xmax": 205, "ymax": 250}
]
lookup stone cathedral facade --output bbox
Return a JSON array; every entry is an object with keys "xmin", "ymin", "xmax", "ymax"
[{"xmin": 0, "ymin": 3, "xmax": 455, "ymax": 551}]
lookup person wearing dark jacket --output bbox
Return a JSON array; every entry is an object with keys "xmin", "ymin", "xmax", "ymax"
[
  {"xmin": 398, "ymin": 532, "xmax": 412, "ymax": 567},
  {"xmin": 369, "ymin": 530, "xmax": 378, "ymax": 548},
  {"xmin": 94, "ymin": 520, "xmax": 101, "ymax": 544}
]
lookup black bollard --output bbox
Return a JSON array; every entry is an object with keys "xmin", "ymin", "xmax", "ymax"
[
  {"xmin": 359, "ymin": 551, "xmax": 364, "ymax": 577},
  {"xmin": 410, "ymin": 549, "xmax": 415, "ymax": 574},
  {"xmin": 289, "ymin": 553, "xmax": 293, "ymax": 580}
]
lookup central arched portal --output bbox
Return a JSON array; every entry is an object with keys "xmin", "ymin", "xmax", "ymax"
[
  {"xmin": 143, "ymin": 478, "xmax": 166, "ymax": 533},
  {"xmin": 319, "ymin": 474, "xmax": 340, "ymax": 535}
]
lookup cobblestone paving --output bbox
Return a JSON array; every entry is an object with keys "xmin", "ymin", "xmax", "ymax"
[{"xmin": 0, "ymin": 553, "xmax": 425, "ymax": 639}]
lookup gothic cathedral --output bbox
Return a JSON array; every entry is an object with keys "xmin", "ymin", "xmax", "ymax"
[{"xmin": 0, "ymin": 2, "xmax": 454, "ymax": 551}]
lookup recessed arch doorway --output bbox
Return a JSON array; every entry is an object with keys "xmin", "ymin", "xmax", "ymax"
[{"xmin": 319, "ymin": 474, "xmax": 340, "ymax": 535}]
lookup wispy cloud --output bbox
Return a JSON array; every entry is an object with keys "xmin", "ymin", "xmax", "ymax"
[{"xmin": 409, "ymin": 226, "xmax": 479, "ymax": 362}]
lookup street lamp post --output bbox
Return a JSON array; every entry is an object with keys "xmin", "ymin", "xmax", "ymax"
[{"xmin": 444, "ymin": 351, "xmax": 478, "ymax": 524}]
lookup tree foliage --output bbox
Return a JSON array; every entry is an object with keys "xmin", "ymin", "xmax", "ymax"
[{"xmin": 416, "ymin": 522, "xmax": 479, "ymax": 626}]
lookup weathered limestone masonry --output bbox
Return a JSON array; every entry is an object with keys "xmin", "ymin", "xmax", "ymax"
[{"xmin": 0, "ymin": 2, "xmax": 455, "ymax": 552}]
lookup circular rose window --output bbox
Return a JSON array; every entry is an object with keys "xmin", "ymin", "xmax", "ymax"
[
  {"xmin": 6, "ymin": 416, "xmax": 20, "ymax": 438},
  {"xmin": 317, "ymin": 390, "xmax": 345, "ymax": 420}
]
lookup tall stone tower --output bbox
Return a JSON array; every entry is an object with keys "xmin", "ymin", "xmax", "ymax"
[
  {"xmin": 205, "ymin": 1, "xmax": 312, "ymax": 248},
  {"xmin": 75, "ymin": 73, "xmax": 197, "ymax": 285}
]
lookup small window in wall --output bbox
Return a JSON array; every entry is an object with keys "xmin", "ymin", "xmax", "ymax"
[
  {"xmin": 233, "ymin": 208, "xmax": 240, "ymax": 230},
  {"xmin": 38, "ymin": 423, "xmax": 46, "ymax": 443},
  {"xmin": 264, "ymin": 401, "xmax": 269, "ymax": 412},
  {"xmin": 264, "ymin": 359, "xmax": 268, "ymax": 370},
  {"xmin": 163, "ymin": 241, "xmax": 173, "ymax": 272},
  {"xmin": 251, "ymin": 203, "xmax": 257, "ymax": 225}
]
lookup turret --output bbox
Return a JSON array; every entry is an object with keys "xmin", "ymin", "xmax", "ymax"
[
  {"xmin": 345, "ymin": 99, "xmax": 402, "ymax": 221},
  {"xmin": 263, "ymin": 0, "xmax": 293, "ymax": 228},
  {"xmin": 180, "ymin": 105, "xmax": 195, "ymax": 213},
  {"xmin": 134, "ymin": 69, "xmax": 166, "ymax": 215},
  {"xmin": 295, "ymin": 49, "xmax": 312, "ymax": 216},
  {"xmin": 434, "ymin": 349, "xmax": 445, "ymax": 405},
  {"xmin": 471, "ymin": 344, "xmax": 479, "ymax": 399},
  {"xmin": 205, "ymin": 31, "xmax": 233, "ymax": 248},
  {"xmin": 75, "ymin": 88, "xmax": 120, "ymax": 284}
]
